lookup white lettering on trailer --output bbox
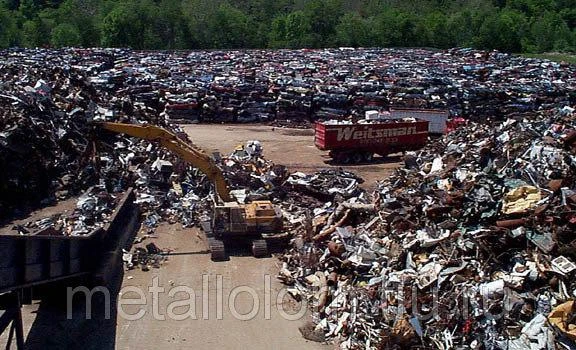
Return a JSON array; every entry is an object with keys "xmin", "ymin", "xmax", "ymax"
[{"xmin": 335, "ymin": 126, "xmax": 417, "ymax": 142}]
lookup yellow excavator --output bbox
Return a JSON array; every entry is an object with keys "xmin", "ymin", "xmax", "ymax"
[{"xmin": 95, "ymin": 122, "xmax": 283, "ymax": 260}]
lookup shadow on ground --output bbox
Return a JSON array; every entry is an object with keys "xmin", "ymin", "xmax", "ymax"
[
  {"xmin": 324, "ymin": 155, "xmax": 403, "ymax": 166},
  {"xmin": 24, "ymin": 263, "xmax": 124, "ymax": 350}
]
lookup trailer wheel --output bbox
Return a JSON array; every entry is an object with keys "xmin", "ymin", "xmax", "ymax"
[
  {"xmin": 333, "ymin": 153, "xmax": 350, "ymax": 164},
  {"xmin": 352, "ymin": 153, "xmax": 363, "ymax": 164}
]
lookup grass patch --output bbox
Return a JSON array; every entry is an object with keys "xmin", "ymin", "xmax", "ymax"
[{"xmin": 521, "ymin": 52, "xmax": 576, "ymax": 64}]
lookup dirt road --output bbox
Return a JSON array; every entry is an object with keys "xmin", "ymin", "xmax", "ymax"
[{"xmin": 115, "ymin": 225, "xmax": 326, "ymax": 350}]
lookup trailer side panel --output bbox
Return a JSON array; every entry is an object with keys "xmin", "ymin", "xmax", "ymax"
[{"xmin": 315, "ymin": 120, "xmax": 429, "ymax": 156}]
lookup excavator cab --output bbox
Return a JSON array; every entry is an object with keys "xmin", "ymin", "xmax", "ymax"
[
  {"xmin": 243, "ymin": 201, "xmax": 283, "ymax": 232},
  {"xmin": 213, "ymin": 201, "xmax": 282, "ymax": 235},
  {"xmin": 213, "ymin": 202, "xmax": 249, "ymax": 234},
  {"xmin": 210, "ymin": 200, "xmax": 283, "ymax": 260}
]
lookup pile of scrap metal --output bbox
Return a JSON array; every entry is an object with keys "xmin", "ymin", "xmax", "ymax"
[
  {"xmin": 0, "ymin": 52, "xmax": 278, "ymax": 230},
  {"xmin": 2, "ymin": 48, "xmax": 576, "ymax": 325},
  {"xmin": 10, "ymin": 186, "xmax": 119, "ymax": 236},
  {"xmin": 277, "ymin": 106, "xmax": 576, "ymax": 349},
  {"xmin": 284, "ymin": 169, "xmax": 364, "ymax": 201},
  {"xmin": 221, "ymin": 140, "xmax": 288, "ymax": 202},
  {"xmin": 123, "ymin": 243, "xmax": 168, "ymax": 272}
]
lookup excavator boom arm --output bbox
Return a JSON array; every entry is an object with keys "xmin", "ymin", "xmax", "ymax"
[{"xmin": 97, "ymin": 122, "xmax": 233, "ymax": 202}]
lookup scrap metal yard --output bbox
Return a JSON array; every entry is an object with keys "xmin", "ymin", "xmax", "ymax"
[{"xmin": 1, "ymin": 47, "xmax": 576, "ymax": 349}]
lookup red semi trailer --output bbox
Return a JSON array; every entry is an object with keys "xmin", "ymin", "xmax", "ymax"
[{"xmin": 314, "ymin": 119, "xmax": 429, "ymax": 164}]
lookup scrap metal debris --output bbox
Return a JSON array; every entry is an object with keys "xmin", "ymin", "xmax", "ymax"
[
  {"xmin": 10, "ymin": 186, "xmax": 117, "ymax": 236},
  {"xmin": 278, "ymin": 106, "xmax": 576, "ymax": 348},
  {"xmin": 123, "ymin": 242, "xmax": 168, "ymax": 271}
]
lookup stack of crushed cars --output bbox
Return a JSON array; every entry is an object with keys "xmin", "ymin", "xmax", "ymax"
[
  {"xmin": 278, "ymin": 106, "xmax": 576, "ymax": 349},
  {"xmin": 5, "ymin": 47, "xmax": 575, "ymax": 129}
]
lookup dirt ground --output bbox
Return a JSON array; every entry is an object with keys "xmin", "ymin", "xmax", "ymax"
[
  {"xmin": 114, "ymin": 224, "xmax": 328, "ymax": 350},
  {"xmin": 4, "ymin": 124, "xmax": 404, "ymax": 350}
]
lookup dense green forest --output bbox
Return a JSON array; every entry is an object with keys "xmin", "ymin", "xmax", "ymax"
[{"xmin": 0, "ymin": 0, "xmax": 575, "ymax": 53}]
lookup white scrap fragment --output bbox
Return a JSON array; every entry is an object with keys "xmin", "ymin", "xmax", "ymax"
[
  {"xmin": 332, "ymin": 312, "xmax": 350, "ymax": 336},
  {"xmin": 522, "ymin": 313, "xmax": 547, "ymax": 338},
  {"xmin": 551, "ymin": 256, "xmax": 576, "ymax": 274},
  {"xmin": 417, "ymin": 262, "xmax": 443, "ymax": 289},
  {"xmin": 430, "ymin": 157, "xmax": 444, "ymax": 173},
  {"xmin": 479, "ymin": 279, "xmax": 505, "ymax": 298}
]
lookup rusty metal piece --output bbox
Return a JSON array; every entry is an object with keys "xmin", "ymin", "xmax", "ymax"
[
  {"xmin": 316, "ymin": 272, "xmax": 328, "ymax": 310},
  {"xmin": 534, "ymin": 203, "xmax": 549, "ymax": 216},
  {"xmin": 496, "ymin": 218, "xmax": 526, "ymax": 228},
  {"xmin": 313, "ymin": 209, "xmax": 351, "ymax": 242},
  {"xmin": 327, "ymin": 242, "xmax": 346, "ymax": 257},
  {"xmin": 327, "ymin": 272, "xmax": 338, "ymax": 286},
  {"xmin": 548, "ymin": 179, "xmax": 564, "ymax": 192},
  {"xmin": 564, "ymin": 130, "xmax": 576, "ymax": 147}
]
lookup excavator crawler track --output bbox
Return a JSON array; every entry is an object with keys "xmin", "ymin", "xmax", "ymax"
[
  {"xmin": 251, "ymin": 239, "xmax": 268, "ymax": 258},
  {"xmin": 209, "ymin": 239, "xmax": 226, "ymax": 261}
]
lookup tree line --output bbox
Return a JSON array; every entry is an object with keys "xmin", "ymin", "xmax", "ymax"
[{"xmin": 0, "ymin": 0, "xmax": 575, "ymax": 53}]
